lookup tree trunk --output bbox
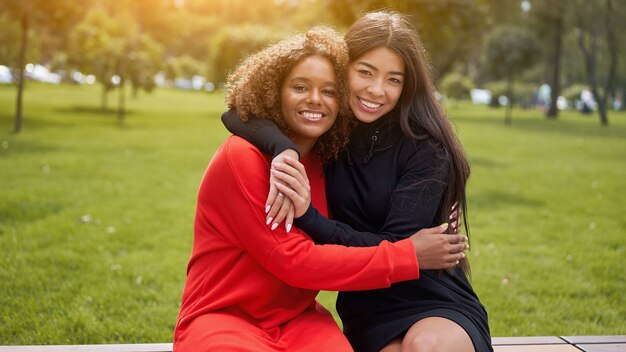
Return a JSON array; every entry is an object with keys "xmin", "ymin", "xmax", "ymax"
[
  {"xmin": 505, "ymin": 78, "xmax": 513, "ymax": 125},
  {"xmin": 118, "ymin": 79, "xmax": 125, "ymax": 122},
  {"xmin": 576, "ymin": 0, "xmax": 617, "ymax": 126},
  {"xmin": 546, "ymin": 14, "xmax": 563, "ymax": 119},
  {"xmin": 598, "ymin": 0, "xmax": 618, "ymax": 126},
  {"xmin": 14, "ymin": 15, "xmax": 28, "ymax": 134},
  {"xmin": 596, "ymin": 96, "xmax": 608, "ymax": 125},
  {"xmin": 117, "ymin": 52, "xmax": 127, "ymax": 123},
  {"xmin": 101, "ymin": 85, "xmax": 109, "ymax": 112}
]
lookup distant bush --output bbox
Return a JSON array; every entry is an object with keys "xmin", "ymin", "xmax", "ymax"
[
  {"xmin": 440, "ymin": 73, "xmax": 474, "ymax": 101},
  {"xmin": 208, "ymin": 25, "xmax": 288, "ymax": 84},
  {"xmin": 484, "ymin": 80, "xmax": 535, "ymax": 108},
  {"xmin": 561, "ymin": 84, "xmax": 587, "ymax": 102}
]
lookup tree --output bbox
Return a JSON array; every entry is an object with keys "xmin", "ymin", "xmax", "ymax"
[
  {"xmin": 573, "ymin": 0, "xmax": 622, "ymax": 126},
  {"xmin": 323, "ymin": 0, "xmax": 488, "ymax": 81},
  {"xmin": 0, "ymin": 13, "xmax": 40, "ymax": 70},
  {"xmin": 208, "ymin": 24, "xmax": 288, "ymax": 84},
  {"xmin": 68, "ymin": 8, "xmax": 163, "ymax": 121},
  {"xmin": 68, "ymin": 8, "xmax": 118, "ymax": 112},
  {"xmin": 126, "ymin": 33, "xmax": 164, "ymax": 98},
  {"xmin": 0, "ymin": 0, "xmax": 86, "ymax": 133},
  {"xmin": 114, "ymin": 28, "xmax": 163, "ymax": 121},
  {"xmin": 527, "ymin": 0, "xmax": 569, "ymax": 119},
  {"xmin": 439, "ymin": 73, "xmax": 474, "ymax": 106},
  {"xmin": 484, "ymin": 26, "xmax": 541, "ymax": 124},
  {"xmin": 165, "ymin": 55, "xmax": 204, "ymax": 82}
]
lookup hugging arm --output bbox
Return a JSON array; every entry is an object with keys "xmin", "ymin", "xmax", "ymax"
[
  {"xmin": 271, "ymin": 144, "xmax": 467, "ymax": 269},
  {"xmin": 223, "ymin": 109, "xmax": 465, "ymax": 268},
  {"xmin": 203, "ymin": 137, "xmax": 420, "ymax": 291},
  {"xmin": 221, "ymin": 109, "xmax": 300, "ymax": 158},
  {"xmin": 294, "ymin": 142, "xmax": 450, "ymax": 247}
]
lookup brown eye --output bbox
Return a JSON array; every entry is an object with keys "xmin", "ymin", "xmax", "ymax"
[
  {"xmin": 293, "ymin": 85, "xmax": 307, "ymax": 92},
  {"xmin": 322, "ymin": 89, "xmax": 336, "ymax": 97}
]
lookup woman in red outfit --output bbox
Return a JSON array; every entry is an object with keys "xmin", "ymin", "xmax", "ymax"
[{"xmin": 173, "ymin": 26, "xmax": 467, "ymax": 352}]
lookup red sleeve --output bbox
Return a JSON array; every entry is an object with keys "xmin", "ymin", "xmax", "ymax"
[{"xmin": 197, "ymin": 136, "xmax": 419, "ymax": 291}]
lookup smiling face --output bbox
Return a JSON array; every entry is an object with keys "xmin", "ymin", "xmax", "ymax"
[
  {"xmin": 281, "ymin": 55, "xmax": 339, "ymax": 156},
  {"xmin": 348, "ymin": 46, "xmax": 405, "ymax": 124}
]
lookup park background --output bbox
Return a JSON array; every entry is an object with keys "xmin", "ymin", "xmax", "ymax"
[{"xmin": 1, "ymin": 0, "xmax": 625, "ymax": 345}]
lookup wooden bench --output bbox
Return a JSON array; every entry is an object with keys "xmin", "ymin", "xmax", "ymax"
[
  {"xmin": 491, "ymin": 336, "xmax": 626, "ymax": 352},
  {"xmin": 0, "ymin": 336, "xmax": 624, "ymax": 351}
]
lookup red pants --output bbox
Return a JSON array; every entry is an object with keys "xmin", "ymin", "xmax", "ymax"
[{"xmin": 174, "ymin": 304, "xmax": 353, "ymax": 352}]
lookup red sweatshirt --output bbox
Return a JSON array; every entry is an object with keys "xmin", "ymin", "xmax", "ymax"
[{"xmin": 174, "ymin": 136, "xmax": 419, "ymax": 351}]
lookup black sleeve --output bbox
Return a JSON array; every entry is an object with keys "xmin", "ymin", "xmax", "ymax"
[
  {"xmin": 294, "ymin": 141, "xmax": 448, "ymax": 247},
  {"xmin": 221, "ymin": 109, "xmax": 300, "ymax": 158}
]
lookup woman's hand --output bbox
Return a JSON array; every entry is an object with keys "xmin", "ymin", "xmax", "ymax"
[
  {"xmin": 270, "ymin": 156, "xmax": 311, "ymax": 229},
  {"xmin": 449, "ymin": 202, "xmax": 461, "ymax": 234},
  {"xmin": 265, "ymin": 149, "xmax": 299, "ymax": 232},
  {"xmin": 409, "ymin": 224, "xmax": 468, "ymax": 270}
]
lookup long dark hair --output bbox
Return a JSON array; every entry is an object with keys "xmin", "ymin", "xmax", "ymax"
[{"xmin": 345, "ymin": 11, "xmax": 471, "ymax": 274}]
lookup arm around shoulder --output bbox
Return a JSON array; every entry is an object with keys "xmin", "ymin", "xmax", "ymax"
[
  {"xmin": 202, "ymin": 138, "xmax": 419, "ymax": 291},
  {"xmin": 221, "ymin": 109, "xmax": 301, "ymax": 158}
]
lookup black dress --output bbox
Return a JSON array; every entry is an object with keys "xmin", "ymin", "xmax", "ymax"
[{"xmin": 222, "ymin": 110, "xmax": 493, "ymax": 352}]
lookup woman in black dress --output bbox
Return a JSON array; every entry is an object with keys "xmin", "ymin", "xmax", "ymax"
[{"xmin": 223, "ymin": 11, "xmax": 492, "ymax": 352}]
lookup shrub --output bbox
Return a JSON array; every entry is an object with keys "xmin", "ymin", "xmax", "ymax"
[
  {"xmin": 483, "ymin": 80, "xmax": 535, "ymax": 108},
  {"xmin": 440, "ymin": 73, "xmax": 474, "ymax": 101}
]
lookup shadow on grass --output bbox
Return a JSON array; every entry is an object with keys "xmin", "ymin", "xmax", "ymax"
[
  {"xmin": 454, "ymin": 110, "xmax": 626, "ymax": 140},
  {"xmin": 1, "ymin": 116, "xmax": 97, "ymax": 132},
  {"xmin": 471, "ymin": 190, "xmax": 545, "ymax": 209},
  {"xmin": 0, "ymin": 199, "xmax": 65, "ymax": 230},
  {"xmin": 54, "ymin": 105, "xmax": 135, "ymax": 117},
  {"xmin": 470, "ymin": 157, "xmax": 506, "ymax": 168},
  {"xmin": 0, "ymin": 139, "xmax": 61, "ymax": 157},
  {"xmin": 0, "ymin": 107, "xmax": 137, "ymax": 132}
]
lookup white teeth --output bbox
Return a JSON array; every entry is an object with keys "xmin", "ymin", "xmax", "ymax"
[
  {"xmin": 302, "ymin": 112, "xmax": 323, "ymax": 119},
  {"xmin": 359, "ymin": 98, "xmax": 382, "ymax": 109}
]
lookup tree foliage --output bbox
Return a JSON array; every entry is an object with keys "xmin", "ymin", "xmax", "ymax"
[
  {"xmin": 571, "ymin": 0, "xmax": 623, "ymax": 125},
  {"xmin": 526, "ymin": 0, "xmax": 569, "ymax": 118},
  {"xmin": 0, "ymin": 0, "xmax": 88, "ymax": 132},
  {"xmin": 208, "ymin": 24, "xmax": 288, "ymax": 83},
  {"xmin": 0, "ymin": 0, "xmax": 624, "ymax": 131},
  {"xmin": 440, "ymin": 73, "xmax": 474, "ymax": 101},
  {"xmin": 484, "ymin": 26, "xmax": 541, "ymax": 123},
  {"xmin": 0, "ymin": 13, "xmax": 40, "ymax": 68},
  {"xmin": 324, "ymin": 0, "xmax": 488, "ymax": 81},
  {"xmin": 67, "ymin": 8, "xmax": 163, "ymax": 117}
]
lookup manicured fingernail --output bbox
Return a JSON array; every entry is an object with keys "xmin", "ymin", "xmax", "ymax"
[
  {"xmin": 455, "ymin": 261, "xmax": 460, "ymax": 265},
  {"xmin": 439, "ymin": 223, "xmax": 449, "ymax": 229},
  {"xmin": 461, "ymin": 252, "xmax": 466, "ymax": 258},
  {"xmin": 271, "ymin": 223, "xmax": 278, "ymax": 230},
  {"xmin": 265, "ymin": 205, "xmax": 270, "ymax": 213},
  {"xmin": 266, "ymin": 217, "xmax": 273, "ymax": 225},
  {"xmin": 286, "ymin": 224, "xmax": 292, "ymax": 233},
  {"xmin": 466, "ymin": 243, "xmax": 470, "ymax": 250}
]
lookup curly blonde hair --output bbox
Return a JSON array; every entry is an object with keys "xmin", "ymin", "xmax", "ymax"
[{"xmin": 226, "ymin": 26, "xmax": 352, "ymax": 163}]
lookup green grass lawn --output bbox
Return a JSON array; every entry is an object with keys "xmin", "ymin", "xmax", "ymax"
[{"xmin": 1, "ymin": 82, "xmax": 624, "ymax": 344}]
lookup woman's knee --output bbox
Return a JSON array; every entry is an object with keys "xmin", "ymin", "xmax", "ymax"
[
  {"xmin": 399, "ymin": 316, "xmax": 475, "ymax": 352},
  {"xmin": 401, "ymin": 331, "xmax": 440, "ymax": 352}
]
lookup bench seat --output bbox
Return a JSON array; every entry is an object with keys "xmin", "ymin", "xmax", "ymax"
[{"xmin": 0, "ymin": 336, "xmax": 624, "ymax": 352}]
